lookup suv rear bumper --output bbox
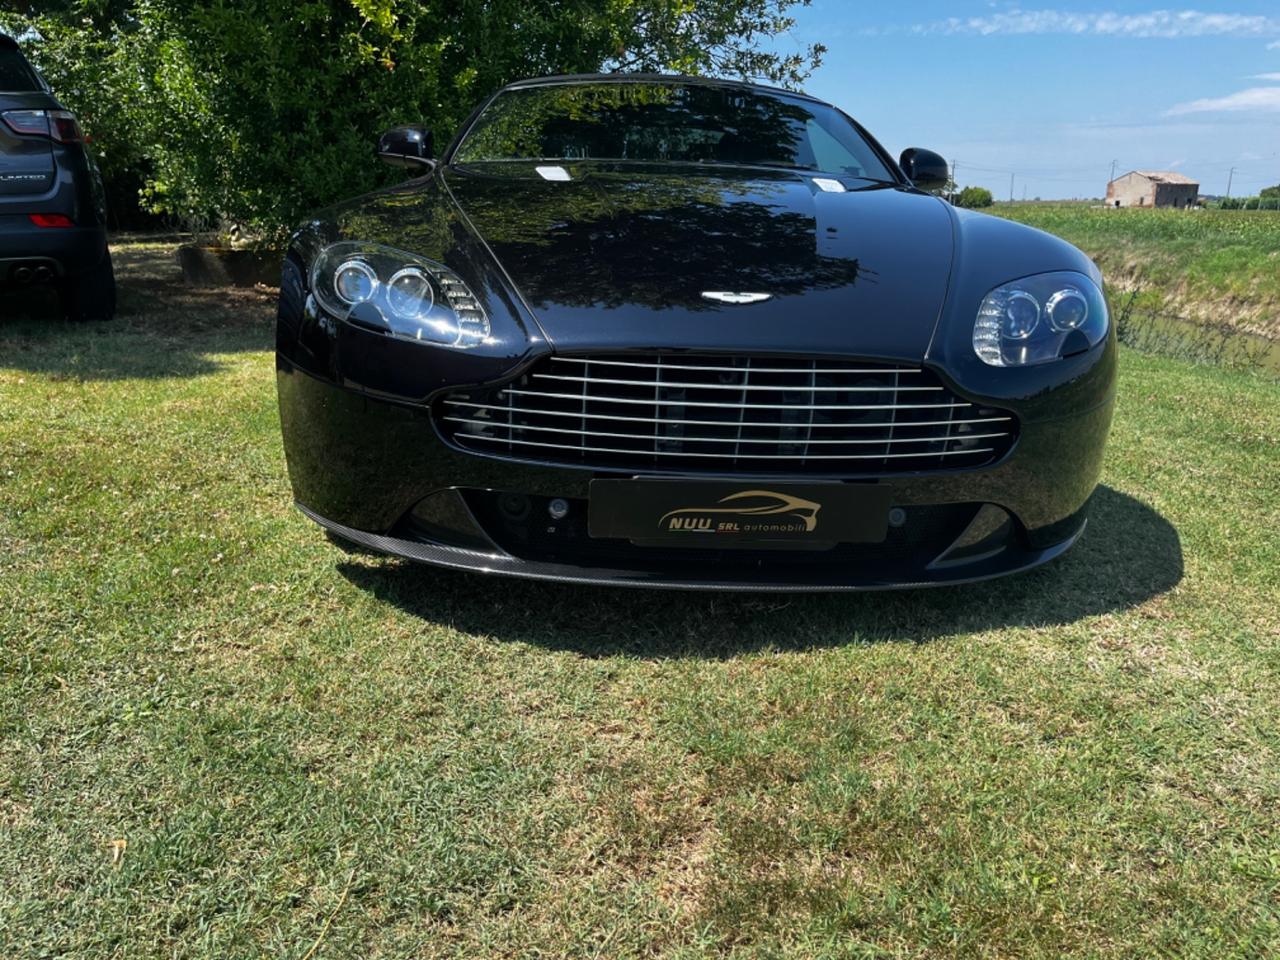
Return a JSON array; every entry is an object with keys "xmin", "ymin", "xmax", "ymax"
[{"xmin": 0, "ymin": 216, "xmax": 106, "ymax": 282}]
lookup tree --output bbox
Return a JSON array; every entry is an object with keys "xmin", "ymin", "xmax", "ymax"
[
  {"xmin": 1261, "ymin": 184, "xmax": 1280, "ymax": 199},
  {"xmin": 604, "ymin": 0, "xmax": 824, "ymax": 86},
  {"xmin": 0, "ymin": 5, "xmax": 155, "ymax": 225},
  {"xmin": 955, "ymin": 185, "xmax": 993, "ymax": 209},
  {"xmin": 2, "ymin": 0, "xmax": 824, "ymax": 241}
]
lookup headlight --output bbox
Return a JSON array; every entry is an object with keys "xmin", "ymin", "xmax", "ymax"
[
  {"xmin": 974, "ymin": 272, "xmax": 1108, "ymax": 367},
  {"xmin": 311, "ymin": 241, "xmax": 490, "ymax": 348}
]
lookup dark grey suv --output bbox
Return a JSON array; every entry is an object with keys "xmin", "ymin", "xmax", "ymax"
[{"xmin": 1, "ymin": 33, "xmax": 113, "ymax": 320}]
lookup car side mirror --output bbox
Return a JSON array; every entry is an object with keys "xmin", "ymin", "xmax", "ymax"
[
  {"xmin": 899, "ymin": 148, "xmax": 949, "ymax": 192},
  {"xmin": 378, "ymin": 126, "xmax": 436, "ymax": 171}
]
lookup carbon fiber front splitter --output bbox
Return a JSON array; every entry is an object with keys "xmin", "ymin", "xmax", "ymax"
[{"xmin": 298, "ymin": 502, "xmax": 1085, "ymax": 593}]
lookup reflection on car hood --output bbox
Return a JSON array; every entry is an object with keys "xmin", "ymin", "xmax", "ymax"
[{"xmin": 442, "ymin": 162, "xmax": 955, "ymax": 361}]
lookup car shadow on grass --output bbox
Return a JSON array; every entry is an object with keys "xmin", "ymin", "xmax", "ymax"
[
  {"xmin": 335, "ymin": 485, "xmax": 1183, "ymax": 658},
  {"xmin": 0, "ymin": 238, "xmax": 276, "ymax": 380}
]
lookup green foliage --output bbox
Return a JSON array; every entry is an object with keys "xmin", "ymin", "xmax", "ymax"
[
  {"xmin": 954, "ymin": 185, "xmax": 993, "ymax": 208},
  {"xmin": 1216, "ymin": 196, "xmax": 1280, "ymax": 211},
  {"xmin": 1, "ymin": 0, "xmax": 823, "ymax": 242},
  {"xmin": 0, "ymin": 9, "xmax": 149, "ymax": 218}
]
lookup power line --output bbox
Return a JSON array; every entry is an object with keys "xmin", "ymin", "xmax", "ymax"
[
  {"xmin": 1170, "ymin": 154, "xmax": 1278, "ymax": 171},
  {"xmin": 954, "ymin": 155, "xmax": 1277, "ymax": 180},
  {"xmin": 954, "ymin": 161, "xmax": 1118, "ymax": 184},
  {"xmin": 1232, "ymin": 174, "xmax": 1279, "ymax": 186}
]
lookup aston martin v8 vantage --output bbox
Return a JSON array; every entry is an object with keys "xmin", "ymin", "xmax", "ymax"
[{"xmin": 275, "ymin": 74, "xmax": 1116, "ymax": 590}]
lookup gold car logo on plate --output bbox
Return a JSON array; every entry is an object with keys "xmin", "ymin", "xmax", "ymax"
[{"xmin": 660, "ymin": 490, "xmax": 822, "ymax": 535}]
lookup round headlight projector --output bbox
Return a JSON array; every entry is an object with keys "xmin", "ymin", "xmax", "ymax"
[
  {"xmin": 1046, "ymin": 288, "xmax": 1089, "ymax": 331},
  {"xmin": 334, "ymin": 260, "xmax": 377, "ymax": 305},
  {"xmin": 1002, "ymin": 290, "xmax": 1041, "ymax": 340},
  {"xmin": 387, "ymin": 267, "xmax": 434, "ymax": 320}
]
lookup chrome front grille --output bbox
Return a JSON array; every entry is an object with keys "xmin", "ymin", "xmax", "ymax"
[{"xmin": 436, "ymin": 354, "xmax": 1018, "ymax": 475}]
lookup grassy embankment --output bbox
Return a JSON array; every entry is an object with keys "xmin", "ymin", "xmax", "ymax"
[{"xmin": 991, "ymin": 205, "xmax": 1280, "ymax": 352}]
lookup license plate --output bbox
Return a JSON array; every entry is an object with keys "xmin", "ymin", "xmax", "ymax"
[{"xmin": 588, "ymin": 480, "xmax": 891, "ymax": 549}]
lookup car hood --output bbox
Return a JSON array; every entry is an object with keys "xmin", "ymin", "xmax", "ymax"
[{"xmin": 441, "ymin": 163, "xmax": 956, "ymax": 361}]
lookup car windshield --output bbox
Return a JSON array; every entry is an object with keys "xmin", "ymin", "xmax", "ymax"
[
  {"xmin": 453, "ymin": 80, "xmax": 895, "ymax": 180},
  {"xmin": 0, "ymin": 47, "xmax": 42, "ymax": 92}
]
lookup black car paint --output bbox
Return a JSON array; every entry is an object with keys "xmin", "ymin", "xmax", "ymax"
[
  {"xmin": 0, "ymin": 35, "xmax": 109, "ymax": 289},
  {"xmin": 276, "ymin": 74, "xmax": 1116, "ymax": 590}
]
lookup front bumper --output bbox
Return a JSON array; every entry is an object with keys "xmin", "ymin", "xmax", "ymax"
[{"xmin": 277, "ymin": 349, "xmax": 1115, "ymax": 590}]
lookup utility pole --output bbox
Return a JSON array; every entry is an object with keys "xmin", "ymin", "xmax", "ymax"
[
  {"xmin": 950, "ymin": 160, "xmax": 958, "ymax": 203},
  {"xmin": 1226, "ymin": 167, "xmax": 1235, "ymax": 198},
  {"xmin": 1110, "ymin": 159, "xmax": 1118, "ymax": 184},
  {"xmin": 1010, "ymin": 172, "xmax": 1015, "ymax": 203}
]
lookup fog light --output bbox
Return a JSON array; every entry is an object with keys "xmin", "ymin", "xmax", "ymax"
[
  {"xmin": 499, "ymin": 493, "xmax": 530, "ymax": 521},
  {"xmin": 888, "ymin": 507, "xmax": 907, "ymax": 528},
  {"xmin": 548, "ymin": 498, "xmax": 570, "ymax": 520}
]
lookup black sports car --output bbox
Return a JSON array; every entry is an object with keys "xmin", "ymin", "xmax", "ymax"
[{"xmin": 276, "ymin": 74, "xmax": 1116, "ymax": 590}]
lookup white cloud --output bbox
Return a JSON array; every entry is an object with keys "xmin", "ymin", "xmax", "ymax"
[
  {"xmin": 1253, "ymin": 73, "xmax": 1280, "ymax": 81},
  {"xmin": 1270, "ymin": 40, "xmax": 1280, "ymax": 49},
  {"xmin": 917, "ymin": 9, "xmax": 1280, "ymax": 39},
  {"xmin": 1167, "ymin": 86, "xmax": 1280, "ymax": 115}
]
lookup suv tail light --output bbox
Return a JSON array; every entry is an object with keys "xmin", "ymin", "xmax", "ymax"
[
  {"xmin": 49, "ymin": 111, "xmax": 84, "ymax": 143},
  {"xmin": 1, "ymin": 108, "xmax": 83, "ymax": 143},
  {"xmin": 1, "ymin": 109, "xmax": 50, "ymax": 137}
]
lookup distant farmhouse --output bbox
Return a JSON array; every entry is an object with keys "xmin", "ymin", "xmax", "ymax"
[{"xmin": 1106, "ymin": 171, "xmax": 1200, "ymax": 209}]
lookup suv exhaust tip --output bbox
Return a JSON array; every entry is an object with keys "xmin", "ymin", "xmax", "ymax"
[{"xmin": 5, "ymin": 259, "xmax": 61, "ymax": 285}]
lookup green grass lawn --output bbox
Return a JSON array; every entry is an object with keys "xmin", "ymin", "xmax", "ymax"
[
  {"xmin": 1, "ymin": 241, "xmax": 1278, "ymax": 958},
  {"xmin": 989, "ymin": 205, "xmax": 1280, "ymax": 340}
]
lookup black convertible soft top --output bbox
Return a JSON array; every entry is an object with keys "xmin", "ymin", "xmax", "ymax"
[{"xmin": 499, "ymin": 72, "xmax": 824, "ymax": 105}]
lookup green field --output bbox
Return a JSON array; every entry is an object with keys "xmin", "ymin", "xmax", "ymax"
[
  {"xmin": 990, "ymin": 205, "xmax": 1280, "ymax": 341},
  {"xmin": 2, "ymin": 242, "xmax": 1278, "ymax": 958}
]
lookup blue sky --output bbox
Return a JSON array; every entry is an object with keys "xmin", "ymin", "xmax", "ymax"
[{"xmin": 772, "ymin": 2, "xmax": 1280, "ymax": 198}]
